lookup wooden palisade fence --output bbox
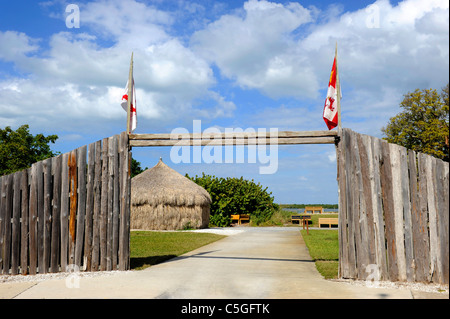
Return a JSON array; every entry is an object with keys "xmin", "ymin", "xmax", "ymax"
[
  {"xmin": 0, "ymin": 132, "xmax": 131, "ymax": 275},
  {"xmin": 337, "ymin": 128, "xmax": 449, "ymax": 285}
]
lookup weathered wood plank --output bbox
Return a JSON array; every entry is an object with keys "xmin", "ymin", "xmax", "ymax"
[
  {"xmin": 130, "ymin": 136, "xmax": 336, "ymax": 147},
  {"xmin": 380, "ymin": 140, "xmax": 398, "ymax": 281},
  {"xmin": 389, "ymin": 143, "xmax": 407, "ymax": 281},
  {"xmin": 398, "ymin": 146, "xmax": 414, "ymax": 282},
  {"xmin": 119, "ymin": 132, "xmax": 130, "ymax": 271},
  {"xmin": 417, "ymin": 152, "xmax": 431, "ymax": 282},
  {"xmin": 106, "ymin": 137, "xmax": 115, "ymax": 271},
  {"xmin": 20, "ymin": 169, "xmax": 29, "ymax": 275},
  {"xmin": 60, "ymin": 152, "xmax": 70, "ymax": 271},
  {"xmin": 29, "ymin": 163, "xmax": 38, "ymax": 275},
  {"xmin": 337, "ymin": 129, "xmax": 348, "ymax": 278},
  {"xmin": 357, "ymin": 134, "xmax": 377, "ymax": 274},
  {"xmin": 409, "ymin": 150, "xmax": 424, "ymax": 282},
  {"xmin": 437, "ymin": 160, "xmax": 449, "ymax": 284},
  {"xmin": 75, "ymin": 145, "xmax": 87, "ymax": 269},
  {"xmin": 434, "ymin": 157, "xmax": 447, "ymax": 284},
  {"xmin": 0, "ymin": 176, "xmax": 4, "ymax": 273},
  {"xmin": 2, "ymin": 174, "xmax": 13, "ymax": 274},
  {"xmin": 350, "ymin": 131, "xmax": 368, "ymax": 279},
  {"xmin": 84, "ymin": 142, "xmax": 96, "ymax": 271},
  {"xmin": 426, "ymin": 155, "xmax": 440, "ymax": 283},
  {"xmin": 130, "ymin": 130, "xmax": 338, "ymax": 140},
  {"xmin": 112, "ymin": 135, "xmax": 120, "ymax": 270},
  {"xmin": 100, "ymin": 138, "xmax": 109, "ymax": 271},
  {"xmin": 42, "ymin": 158, "xmax": 52, "ymax": 274},
  {"xmin": 370, "ymin": 137, "xmax": 388, "ymax": 280},
  {"xmin": 68, "ymin": 150, "xmax": 77, "ymax": 267},
  {"xmin": 51, "ymin": 155, "xmax": 62, "ymax": 273},
  {"xmin": 36, "ymin": 161, "xmax": 44, "ymax": 274},
  {"xmin": 343, "ymin": 129, "xmax": 357, "ymax": 278},
  {"xmin": 11, "ymin": 171, "xmax": 22, "ymax": 275},
  {"xmin": 91, "ymin": 140, "xmax": 102, "ymax": 271}
]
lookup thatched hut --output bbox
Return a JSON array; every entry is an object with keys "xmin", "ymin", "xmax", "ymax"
[{"xmin": 130, "ymin": 158, "xmax": 211, "ymax": 230}]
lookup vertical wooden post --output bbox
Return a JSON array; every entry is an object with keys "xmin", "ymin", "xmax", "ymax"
[
  {"xmin": 126, "ymin": 53, "xmax": 133, "ymax": 135},
  {"xmin": 29, "ymin": 164, "xmax": 38, "ymax": 275},
  {"xmin": 60, "ymin": 152, "xmax": 70, "ymax": 272},
  {"xmin": 51, "ymin": 155, "xmax": 62, "ymax": 273},
  {"xmin": 84, "ymin": 142, "xmax": 96, "ymax": 271},
  {"xmin": 112, "ymin": 135, "xmax": 120, "ymax": 269},
  {"xmin": 107, "ymin": 137, "xmax": 115, "ymax": 271},
  {"xmin": 91, "ymin": 140, "xmax": 102, "ymax": 271},
  {"xmin": 119, "ymin": 132, "xmax": 131, "ymax": 270},
  {"xmin": 68, "ymin": 150, "xmax": 77, "ymax": 267},
  {"xmin": 417, "ymin": 153, "xmax": 431, "ymax": 282},
  {"xmin": 335, "ymin": 42, "xmax": 342, "ymax": 132},
  {"xmin": 370, "ymin": 137, "xmax": 388, "ymax": 281},
  {"xmin": 11, "ymin": 172, "xmax": 22, "ymax": 275},
  {"xmin": 36, "ymin": 161, "xmax": 44, "ymax": 274},
  {"xmin": 100, "ymin": 138, "xmax": 109, "ymax": 271},
  {"xmin": 75, "ymin": 146, "xmax": 87, "ymax": 269},
  {"xmin": 42, "ymin": 158, "xmax": 52, "ymax": 274},
  {"xmin": 2, "ymin": 174, "xmax": 13, "ymax": 274},
  {"xmin": 20, "ymin": 169, "xmax": 30, "ymax": 275}
]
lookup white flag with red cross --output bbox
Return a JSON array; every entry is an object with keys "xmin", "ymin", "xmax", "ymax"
[{"xmin": 121, "ymin": 78, "xmax": 137, "ymax": 133}]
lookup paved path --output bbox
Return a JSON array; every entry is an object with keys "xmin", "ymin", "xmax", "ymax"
[{"xmin": 0, "ymin": 227, "xmax": 447, "ymax": 299}]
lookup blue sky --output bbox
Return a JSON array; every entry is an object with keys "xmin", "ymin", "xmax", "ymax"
[{"xmin": 1, "ymin": 0, "xmax": 448, "ymax": 204}]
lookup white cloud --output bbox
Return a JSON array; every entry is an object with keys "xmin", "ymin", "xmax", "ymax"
[
  {"xmin": 191, "ymin": 0, "xmax": 316, "ymax": 98},
  {"xmin": 0, "ymin": 0, "xmax": 448, "ymax": 140},
  {"xmin": 0, "ymin": 31, "xmax": 40, "ymax": 62},
  {"xmin": 0, "ymin": 0, "xmax": 236, "ymax": 133},
  {"xmin": 189, "ymin": 0, "xmax": 448, "ymax": 137}
]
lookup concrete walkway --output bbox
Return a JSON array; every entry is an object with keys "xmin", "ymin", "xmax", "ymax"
[{"xmin": 0, "ymin": 227, "xmax": 448, "ymax": 299}]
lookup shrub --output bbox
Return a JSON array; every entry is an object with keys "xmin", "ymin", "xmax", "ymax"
[{"xmin": 186, "ymin": 173, "xmax": 279, "ymax": 226}]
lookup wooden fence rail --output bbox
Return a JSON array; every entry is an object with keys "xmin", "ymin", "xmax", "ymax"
[
  {"xmin": 0, "ymin": 132, "xmax": 130, "ymax": 275},
  {"xmin": 337, "ymin": 128, "xmax": 449, "ymax": 285}
]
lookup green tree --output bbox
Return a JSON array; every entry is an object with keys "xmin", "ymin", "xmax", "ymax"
[
  {"xmin": 187, "ymin": 173, "xmax": 279, "ymax": 226},
  {"xmin": 131, "ymin": 158, "xmax": 147, "ymax": 178},
  {"xmin": 382, "ymin": 84, "xmax": 449, "ymax": 161},
  {"xmin": 0, "ymin": 125, "xmax": 59, "ymax": 176}
]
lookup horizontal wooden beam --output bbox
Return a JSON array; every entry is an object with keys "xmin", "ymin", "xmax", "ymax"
[
  {"xmin": 130, "ymin": 136, "xmax": 337, "ymax": 147},
  {"xmin": 129, "ymin": 130, "xmax": 337, "ymax": 141}
]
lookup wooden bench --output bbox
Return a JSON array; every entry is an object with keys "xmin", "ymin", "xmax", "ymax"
[
  {"xmin": 304, "ymin": 206, "xmax": 323, "ymax": 214},
  {"xmin": 231, "ymin": 214, "xmax": 250, "ymax": 225},
  {"xmin": 239, "ymin": 214, "xmax": 250, "ymax": 224},
  {"xmin": 291, "ymin": 215, "xmax": 311, "ymax": 225},
  {"xmin": 319, "ymin": 218, "xmax": 338, "ymax": 228}
]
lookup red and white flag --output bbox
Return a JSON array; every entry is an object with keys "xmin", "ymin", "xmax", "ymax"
[
  {"xmin": 121, "ymin": 78, "xmax": 137, "ymax": 132},
  {"xmin": 323, "ymin": 55, "xmax": 340, "ymax": 130}
]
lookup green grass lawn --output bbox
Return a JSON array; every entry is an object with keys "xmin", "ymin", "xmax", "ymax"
[
  {"xmin": 300, "ymin": 229, "xmax": 339, "ymax": 279},
  {"xmin": 130, "ymin": 231, "xmax": 226, "ymax": 270}
]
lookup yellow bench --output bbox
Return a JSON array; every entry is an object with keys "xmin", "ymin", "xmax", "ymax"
[
  {"xmin": 319, "ymin": 218, "xmax": 338, "ymax": 228},
  {"xmin": 239, "ymin": 214, "xmax": 250, "ymax": 224},
  {"xmin": 231, "ymin": 214, "xmax": 250, "ymax": 225},
  {"xmin": 304, "ymin": 206, "xmax": 323, "ymax": 214}
]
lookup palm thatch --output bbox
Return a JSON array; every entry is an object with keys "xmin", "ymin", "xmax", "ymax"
[{"xmin": 130, "ymin": 158, "xmax": 211, "ymax": 230}]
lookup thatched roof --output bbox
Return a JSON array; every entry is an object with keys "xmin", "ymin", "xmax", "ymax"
[{"xmin": 131, "ymin": 158, "xmax": 211, "ymax": 207}]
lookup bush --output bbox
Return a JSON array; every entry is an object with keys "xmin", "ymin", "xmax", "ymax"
[{"xmin": 186, "ymin": 173, "xmax": 279, "ymax": 226}]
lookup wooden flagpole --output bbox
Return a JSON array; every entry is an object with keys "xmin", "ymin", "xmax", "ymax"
[
  {"xmin": 126, "ymin": 52, "xmax": 134, "ymax": 135},
  {"xmin": 335, "ymin": 43, "xmax": 341, "ymax": 132}
]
